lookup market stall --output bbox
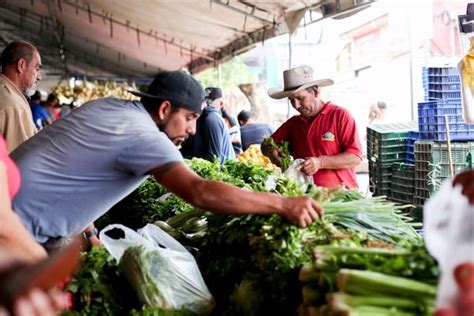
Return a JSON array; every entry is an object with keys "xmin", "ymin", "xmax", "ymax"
[
  {"xmin": 60, "ymin": 148, "xmax": 440, "ymax": 315},
  {"xmin": 1, "ymin": 2, "xmax": 473, "ymax": 316}
]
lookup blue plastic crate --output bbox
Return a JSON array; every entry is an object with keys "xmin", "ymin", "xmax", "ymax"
[
  {"xmin": 417, "ymin": 101, "xmax": 474, "ymax": 141},
  {"xmin": 406, "ymin": 131, "xmax": 420, "ymax": 164},
  {"xmin": 427, "ymin": 91, "xmax": 461, "ymax": 99},
  {"xmin": 428, "ymin": 75, "xmax": 460, "ymax": 83},
  {"xmin": 419, "ymin": 124, "xmax": 474, "ymax": 141},
  {"xmin": 406, "ymin": 153, "xmax": 415, "ymax": 164},
  {"xmin": 428, "ymin": 83, "xmax": 461, "ymax": 91},
  {"xmin": 427, "ymin": 67, "xmax": 459, "ymax": 76}
]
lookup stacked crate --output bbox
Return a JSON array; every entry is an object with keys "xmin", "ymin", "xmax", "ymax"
[
  {"xmin": 390, "ymin": 162, "xmax": 415, "ymax": 204},
  {"xmin": 405, "ymin": 131, "xmax": 420, "ymax": 164},
  {"xmin": 413, "ymin": 141, "xmax": 474, "ymax": 207},
  {"xmin": 413, "ymin": 66, "xmax": 474, "ymax": 207},
  {"xmin": 419, "ymin": 66, "xmax": 474, "ymax": 141},
  {"xmin": 418, "ymin": 100, "xmax": 474, "ymax": 141},
  {"xmin": 423, "ymin": 66, "xmax": 460, "ymax": 100},
  {"xmin": 367, "ymin": 122, "xmax": 417, "ymax": 197}
]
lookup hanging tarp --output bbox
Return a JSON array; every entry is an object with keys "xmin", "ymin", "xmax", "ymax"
[{"xmin": 0, "ymin": 0, "xmax": 375, "ymax": 77}]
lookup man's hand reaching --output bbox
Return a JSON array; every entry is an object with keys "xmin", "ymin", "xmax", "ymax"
[{"xmin": 278, "ymin": 196, "xmax": 323, "ymax": 228}]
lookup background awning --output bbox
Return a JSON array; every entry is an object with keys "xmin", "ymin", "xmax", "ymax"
[{"xmin": 0, "ymin": 0, "xmax": 374, "ymax": 78}]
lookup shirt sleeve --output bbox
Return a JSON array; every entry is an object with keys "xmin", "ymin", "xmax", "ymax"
[
  {"xmin": 116, "ymin": 129, "xmax": 184, "ymax": 176},
  {"xmin": 271, "ymin": 119, "xmax": 291, "ymax": 144},
  {"xmin": 266, "ymin": 124, "xmax": 275, "ymax": 135},
  {"xmin": 0, "ymin": 106, "xmax": 37, "ymax": 152},
  {"xmin": 337, "ymin": 108, "xmax": 363, "ymax": 159},
  {"xmin": 200, "ymin": 115, "xmax": 225, "ymax": 162}
]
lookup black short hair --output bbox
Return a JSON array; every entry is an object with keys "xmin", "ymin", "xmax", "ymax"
[
  {"xmin": 238, "ymin": 110, "xmax": 252, "ymax": 122},
  {"xmin": 0, "ymin": 40, "xmax": 37, "ymax": 67},
  {"xmin": 47, "ymin": 93, "xmax": 58, "ymax": 103},
  {"xmin": 31, "ymin": 90, "xmax": 41, "ymax": 102}
]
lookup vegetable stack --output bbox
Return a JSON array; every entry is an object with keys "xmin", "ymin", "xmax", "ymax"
[{"xmin": 77, "ymin": 157, "xmax": 439, "ymax": 315}]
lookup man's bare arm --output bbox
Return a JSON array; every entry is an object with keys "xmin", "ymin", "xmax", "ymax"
[{"xmin": 151, "ymin": 162, "xmax": 322, "ymax": 227}]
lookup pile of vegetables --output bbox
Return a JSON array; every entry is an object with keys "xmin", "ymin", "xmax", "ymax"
[
  {"xmin": 237, "ymin": 144, "xmax": 276, "ymax": 170},
  {"xmin": 299, "ymin": 244, "xmax": 438, "ymax": 315},
  {"xmin": 71, "ymin": 157, "xmax": 438, "ymax": 315},
  {"xmin": 263, "ymin": 137, "xmax": 293, "ymax": 171},
  {"xmin": 52, "ymin": 80, "xmax": 139, "ymax": 105}
]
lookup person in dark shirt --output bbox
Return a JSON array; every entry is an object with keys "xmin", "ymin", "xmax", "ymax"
[
  {"xmin": 180, "ymin": 87, "xmax": 235, "ymax": 163},
  {"xmin": 237, "ymin": 110, "xmax": 273, "ymax": 151},
  {"xmin": 30, "ymin": 91, "xmax": 50, "ymax": 129},
  {"xmin": 222, "ymin": 109, "xmax": 242, "ymax": 155}
]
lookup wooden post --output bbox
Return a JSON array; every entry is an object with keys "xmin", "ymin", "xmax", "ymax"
[{"xmin": 444, "ymin": 115, "xmax": 455, "ymax": 179}]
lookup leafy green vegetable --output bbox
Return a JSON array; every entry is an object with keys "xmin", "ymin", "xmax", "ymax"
[
  {"xmin": 120, "ymin": 245, "xmax": 214, "ymax": 314},
  {"xmin": 310, "ymin": 244, "xmax": 439, "ymax": 284},
  {"xmin": 263, "ymin": 137, "xmax": 293, "ymax": 171},
  {"xmin": 120, "ymin": 245, "xmax": 170, "ymax": 308},
  {"xmin": 129, "ymin": 306, "xmax": 197, "ymax": 316},
  {"xmin": 63, "ymin": 247, "xmax": 136, "ymax": 315},
  {"xmin": 86, "ymin": 155, "xmax": 435, "ymax": 316},
  {"xmin": 96, "ymin": 178, "xmax": 169, "ymax": 230}
]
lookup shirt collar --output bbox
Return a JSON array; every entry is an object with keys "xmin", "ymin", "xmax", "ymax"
[
  {"xmin": 0, "ymin": 74, "xmax": 28, "ymax": 103},
  {"xmin": 320, "ymin": 102, "xmax": 333, "ymax": 115},
  {"xmin": 297, "ymin": 102, "xmax": 333, "ymax": 123}
]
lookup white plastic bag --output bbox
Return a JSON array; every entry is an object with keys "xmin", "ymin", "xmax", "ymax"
[
  {"xmin": 100, "ymin": 223, "xmax": 215, "ymax": 314},
  {"xmin": 458, "ymin": 60, "xmax": 474, "ymax": 123},
  {"xmin": 424, "ymin": 179, "xmax": 474, "ymax": 312},
  {"xmin": 283, "ymin": 158, "xmax": 314, "ymax": 192}
]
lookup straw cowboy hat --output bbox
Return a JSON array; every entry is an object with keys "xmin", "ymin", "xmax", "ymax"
[{"xmin": 268, "ymin": 65, "xmax": 334, "ymax": 99}]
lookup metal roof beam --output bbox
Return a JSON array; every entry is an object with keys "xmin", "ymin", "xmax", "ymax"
[
  {"xmin": 210, "ymin": 0, "xmax": 275, "ymax": 24},
  {"xmin": 60, "ymin": 0, "xmax": 213, "ymax": 61}
]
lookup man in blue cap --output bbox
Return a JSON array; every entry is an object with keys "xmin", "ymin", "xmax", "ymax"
[
  {"xmin": 181, "ymin": 87, "xmax": 235, "ymax": 163},
  {"xmin": 11, "ymin": 71, "xmax": 322, "ymax": 252}
]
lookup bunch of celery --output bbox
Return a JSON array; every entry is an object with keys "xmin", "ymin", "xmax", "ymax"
[
  {"xmin": 300, "ymin": 269, "xmax": 436, "ymax": 316},
  {"xmin": 299, "ymin": 243, "xmax": 439, "ymax": 316}
]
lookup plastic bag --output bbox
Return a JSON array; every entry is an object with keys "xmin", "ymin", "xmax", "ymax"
[
  {"xmin": 424, "ymin": 179, "xmax": 474, "ymax": 314},
  {"xmin": 100, "ymin": 223, "xmax": 215, "ymax": 314},
  {"xmin": 458, "ymin": 59, "xmax": 474, "ymax": 123},
  {"xmin": 283, "ymin": 158, "xmax": 314, "ymax": 192}
]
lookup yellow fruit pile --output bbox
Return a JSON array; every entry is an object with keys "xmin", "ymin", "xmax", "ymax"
[
  {"xmin": 52, "ymin": 80, "xmax": 139, "ymax": 105},
  {"xmin": 237, "ymin": 144, "xmax": 276, "ymax": 169}
]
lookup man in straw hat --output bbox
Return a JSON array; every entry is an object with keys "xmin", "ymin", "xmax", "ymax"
[
  {"xmin": 262, "ymin": 65, "xmax": 362, "ymax": 189},
  {"xmin": 11, "ymin": 70, "xmax": 322, "ymax": 252}
]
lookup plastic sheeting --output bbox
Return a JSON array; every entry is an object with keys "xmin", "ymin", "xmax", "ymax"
[{"xmin": 0, "ymin": 0, "xmax": 372, "ymax": 77}]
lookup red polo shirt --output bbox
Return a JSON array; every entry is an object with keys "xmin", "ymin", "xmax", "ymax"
[{"xmin": 271, "ymin": 102, "xmax": 362, "ymax": 189}]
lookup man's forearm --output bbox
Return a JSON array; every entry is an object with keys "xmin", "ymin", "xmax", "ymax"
[
  {"xmin": 0, "ymin": 212, "xmax": 47, "ymax": 261},
  {"xmin": 319, "ymin": 152, "xmax": 361, "ymax": 169},
  {"xmin": 190, "ymin": 179, "xmax": 285, "ymax": 216},
  {"xmin": 152, "ymin": 162, "xmax": 322, "ymax": 228}
]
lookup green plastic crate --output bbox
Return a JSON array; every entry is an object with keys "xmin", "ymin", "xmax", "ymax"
[
  {"xmin": 390, "ymin": 163, "xmax": 415, "ymax": 204},
  {"xmin": 367, "ymin": 122, "xmax": 418, "ymax": 140},
  {"xmin": 390, "ymin": 191, "xmax": 413, "ymax": 204},
  {"xmin": 367, "ymin": 123, "xmax": 416, "ymax": 165},
  {"xmin": 413, "ymin": 140, "xmax": 474, "ymax": 206}
]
